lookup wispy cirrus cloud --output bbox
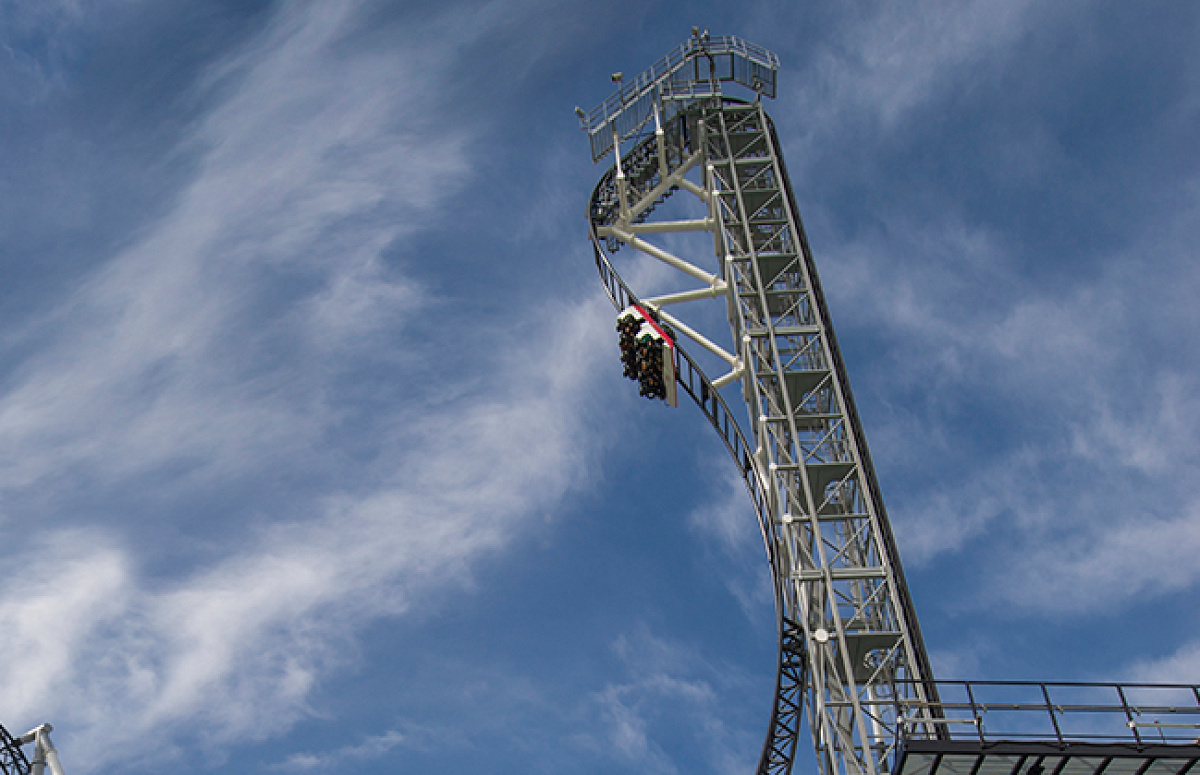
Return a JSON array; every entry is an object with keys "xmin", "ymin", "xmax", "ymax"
[
  {"xmin": 817, "ymin": 190, "xmax": 1200, "ymax": 615},
  {"xmin": 2, "ymin": 289, "xmax": 611, "ymax": 767},
  {"xmin": 0, "ymin": 0, "xmax": 618, "ymax": 770},
  {"xmin": 1127, "ymin": 639, "xmax": 1200, "ymax": 684},
  {"xmin": 783, "ymin": 1, "xmax": 1200, "ymax": 614},
  {"xmin": 585, "ymin": 626, "xmax": 761, "ymax": 775},
  {"xmin": 686, "ymin": 457, "xmax": 775, "ymax": 627},
  {"xmin": 271, "ymin": 727, "xmax": 427, "ymax": 772},
  {"xmin": 996, "ymin": 504, "xmax": 1200, "ymax": 614},
  {"xmin": 781, "ymin": 0, "xmax": 1046, "ymax": 157},
  {"xmin": 0, "ymin": 0, "xmax": 467, "ymax": 499}
]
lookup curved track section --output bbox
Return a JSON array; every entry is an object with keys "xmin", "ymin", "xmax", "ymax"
[{"xmin": 591, "ymin": 224, "xmax": 807, "ymax": 775}]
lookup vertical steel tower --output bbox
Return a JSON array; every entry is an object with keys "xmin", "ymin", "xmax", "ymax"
[{"xmin": 579, "ymin": 32, "xmax": 940, "ymax": 775}]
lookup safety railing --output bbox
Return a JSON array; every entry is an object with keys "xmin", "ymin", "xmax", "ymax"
[
  {"xmin": 894, "ymin": 680, "xmax": 1200, "ymax": 746},
  {"xmin": 580, "ymin": 34, "xmax": 779, "ymax": 162}
]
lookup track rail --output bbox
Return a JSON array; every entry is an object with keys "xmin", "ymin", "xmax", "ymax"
[{"xmin": 591, "ymin": 230, "xmax": 807, "ymax": 774}]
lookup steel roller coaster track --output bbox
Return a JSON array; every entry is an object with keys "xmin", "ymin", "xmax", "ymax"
[
  {"xmin": 592, "ymin": 224, "xmax": 810, "ymax": 775},
  {"xmin": 581, "ymin": 32, "xmax": 941, "ymax": 775}
]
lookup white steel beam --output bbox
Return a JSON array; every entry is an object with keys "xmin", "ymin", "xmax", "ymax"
[
  {"xmin": 599, "ymin": 226, "xmax": 719, "ymax": 287},
  {"xmin": 626, "ymin": 218, "xmax": 714, "ymax": 234},
  {"xmin": 654, "ymin": 308, "xmax": 738, "ymax": 367},
  {"xmin": 644, "ymin": 285, "xmax": 726, "ymax": 306}
]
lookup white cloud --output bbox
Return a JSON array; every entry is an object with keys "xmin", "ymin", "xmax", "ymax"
[
  {"xmin": 0, "ymin": 286, "xmax": 614, "ymax": 771},
  {"xmin": 0, "ymin": 0, "xmax": 102, "ymax": 99},
  {"xmin": 0, "ymin": 0, "xmax": 621, "ymax": 770},
  {"xmin": 688, "ymin": 461, "xmax": 759, "ymax": 557},
  {"xmin": 0, "ymin": 532, "xmax": 131, "ymax": 720},
  {"xmin": 0, "ymin": 0, "xmax": 470, "ymax": 498},
  {"xmin": 272, "ymin": 728, "xmax": 413, "ymax": 772},
  {"xmin": 587, "ymin": 627, "xmax": 758, "ymax": 775},
  {"xmin": 770, "ymin": 0, "xmax": 1200, "ymax": 622},
  {"xmin": 785, "ymin": 0, "xmax": 1045, "ymax": 149},
  {"xmin": 995, "ymin": 503, "xmax": 1200, "ymax": 614},
  {"xmin": 687, "ymin": 458, "xmax": 775, "ymax": 626},
  {"xmin": 1127, "ymin": 640, "xmax": 1200, "ymax": 684},
  {"xmin": 810, "ymin": 178, "xmax": 1200, "ymax": 614},
  {"xmin": 1071, "ymin": 372, "xmax": 1200, "ymax": 477}
]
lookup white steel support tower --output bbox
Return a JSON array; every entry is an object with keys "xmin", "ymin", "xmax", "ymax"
[{"xmin": 578, "ymin": 32, "xmax": 941, "ymax": 775}]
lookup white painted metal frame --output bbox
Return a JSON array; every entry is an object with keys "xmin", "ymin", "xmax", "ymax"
[{"xmin": 18, "ymin": 725, "xmax": 64, "ymax": 775}]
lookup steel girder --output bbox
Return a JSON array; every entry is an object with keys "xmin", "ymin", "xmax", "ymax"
[
  {"xmin": 586, "ymin": 87, "xmax": 941, "ymax": 775},
  {"xmin": 700, "ymin": 99, "xmax": 940, "ymax": 775}
]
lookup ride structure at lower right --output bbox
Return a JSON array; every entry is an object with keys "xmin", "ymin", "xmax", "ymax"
[{"xmin": 578, "ymin": 31, "xmax": 1200, "ymax": 775}]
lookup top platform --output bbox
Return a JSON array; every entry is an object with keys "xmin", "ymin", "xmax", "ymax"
[{"xmin": 578, "ymin": 33, "xmax": 779, "ymax": 162}]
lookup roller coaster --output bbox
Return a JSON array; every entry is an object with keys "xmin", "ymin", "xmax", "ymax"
[
  {"xmin": 0, "ymin": 29, "xmax": 1193, "ymax": 775},
  {"xmin": 578, "ymin": 30, "xmax": 1200, "ymax": 775}
]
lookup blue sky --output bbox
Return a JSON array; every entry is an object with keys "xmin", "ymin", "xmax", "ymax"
[{"xmin": 1, "ymin": 1, "xmax": 1198, "ymax": 772}]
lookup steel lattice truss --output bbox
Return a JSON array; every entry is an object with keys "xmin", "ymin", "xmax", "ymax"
[
  {"xmin": 581, "ymin": 33, "xmax": 941, "ymax": 775},
  {"xmin": 0, "ymin": 725, "xmax": 29, "ymax": 775}
]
